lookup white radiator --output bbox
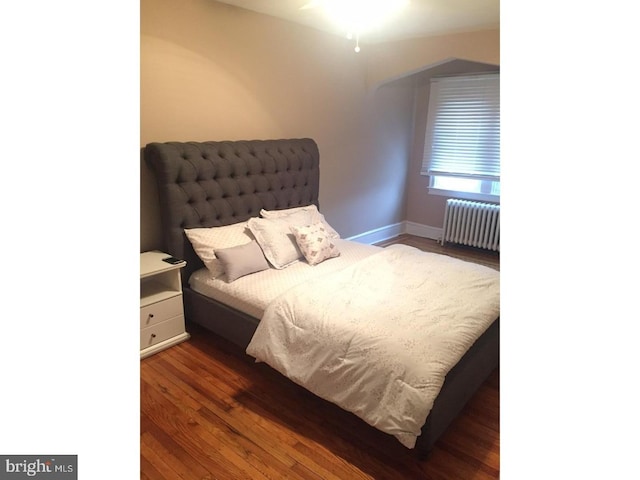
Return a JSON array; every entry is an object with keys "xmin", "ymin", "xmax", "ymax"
[{"xmin": 441, "ymin": 199, "xmax": 500, "ymax": 252}]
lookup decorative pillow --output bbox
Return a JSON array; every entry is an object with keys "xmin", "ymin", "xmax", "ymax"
[
  {"xmin": 247, "ymin": 209, "xmax": 314, "ymax": 269},
  {"xmin": 291, "ymin": 222, "xmax": 341, "ymax": 266},
  {"xmin": 215, "ymin": 240, "xmax": 270, "ymax": 282},
  {"xmin": 184, "ymin": 222, "xmax": 254, "ymax": 272},
  {"xmin": 260, "ymin": 204, "xmax": 340, "ymax": 239}
]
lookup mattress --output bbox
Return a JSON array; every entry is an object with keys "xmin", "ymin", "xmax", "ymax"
[{"xmin": 189, "ymin": 239, "xmax": 381, "ymax": 319}]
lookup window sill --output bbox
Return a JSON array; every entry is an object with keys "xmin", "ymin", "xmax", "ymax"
[{"xmin": 428, "ymin": 188, "xmax": 499, "ymax": 203}]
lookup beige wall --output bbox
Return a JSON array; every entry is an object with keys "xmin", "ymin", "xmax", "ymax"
[
  {"xmin": 365, "ymin": 29, "xmax": 500, "ymax": 90},
  {"xmin": 140, "ymin": 0, "xmax": 500, "ymax": 252}
]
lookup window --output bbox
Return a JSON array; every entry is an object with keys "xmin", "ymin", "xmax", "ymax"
[{"xmin": 421, "ymin": 73, "xmax": 500, "ymax": 202}]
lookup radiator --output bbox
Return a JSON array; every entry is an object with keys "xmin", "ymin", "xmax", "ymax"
[{"xmin": 441, "ymin": 199, "xmax": 500, "ymax": 252}]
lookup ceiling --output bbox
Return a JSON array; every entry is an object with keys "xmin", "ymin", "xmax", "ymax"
[{"xmin": 215, "ymin": 0, "xmax": 499, "ymax": 44}]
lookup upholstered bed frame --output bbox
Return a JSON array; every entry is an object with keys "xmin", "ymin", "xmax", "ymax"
[{"xmin": 144, "ymin": 138, "xmax": 499, "ymax": 456}]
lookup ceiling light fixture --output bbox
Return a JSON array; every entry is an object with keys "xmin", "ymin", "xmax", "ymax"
[{"xmin": 302, "ymin": 0, "xmax": 409, "ymax": 53}]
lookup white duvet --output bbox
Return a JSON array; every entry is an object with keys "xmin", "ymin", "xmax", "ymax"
[{"xmin": 245, "ymin": 244, "xmax": 500, "ymax": 448}]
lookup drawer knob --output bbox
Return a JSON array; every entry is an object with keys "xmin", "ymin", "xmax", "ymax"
[
  {"xmin": 149, "ymin": 314, "xmax": 154, "ymax": 318},
  {"xmin": 151, "ymin": 333, "xmax": 156, "ymax": 338}
]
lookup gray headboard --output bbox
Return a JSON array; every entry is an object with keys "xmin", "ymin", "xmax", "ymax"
[{"xmin": 144, "ymin": 138, "xmax": 320, "ymax": 283}]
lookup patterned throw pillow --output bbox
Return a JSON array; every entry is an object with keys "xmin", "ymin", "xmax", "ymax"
[{"xmin": 290, "ymin": 222, "xmax": 340, "ymax": 266}]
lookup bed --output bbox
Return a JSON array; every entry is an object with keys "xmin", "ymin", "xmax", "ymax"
[{"xmin": 144, "ymin": 138, "xmax": 500, "ymax": 457}]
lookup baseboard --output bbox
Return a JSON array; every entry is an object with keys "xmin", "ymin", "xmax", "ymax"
[
  {"xmin": 347, "ymin": 221, "xmax": 443, "ymax": 245},
  {"xmin": 346, "ymin": 222, "xmax": 405, "ymax": 245}
]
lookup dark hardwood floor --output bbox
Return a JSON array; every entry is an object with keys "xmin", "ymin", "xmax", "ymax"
[{"xmin": 140, "ymin": 234, "xmax": 500, "ymax": 479}]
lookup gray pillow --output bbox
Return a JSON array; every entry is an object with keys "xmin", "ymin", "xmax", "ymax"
[{"xmin": 215, "ymin": 240, "xmax": 270, "ymax": 282}]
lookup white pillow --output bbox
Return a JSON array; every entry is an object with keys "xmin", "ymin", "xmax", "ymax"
[
  {"xmin": 291, "ymin": 222, "xmax": 340, "ymax": 266},
  {"xmin": 215, "ymin": 240, "xmax": 270, "ymax": 282},
  {"xmin": 260, "ymin": 205, "xmax": 309, "ymax": 218},
  {"xmin": 260, "ymin": 204, "xmax": 340, "ymax": 239},
  {"xmin": 184, "ymin": 222, "xmax": 254, "ymax": 272},
  {"xmin": 247, "ymin": 210, "xmax": 313, "ymax": 269}
]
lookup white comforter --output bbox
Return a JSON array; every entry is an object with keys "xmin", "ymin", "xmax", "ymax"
[{"xmin": 245, "ymin": 244, "xmax": 500, "ymax": 448}]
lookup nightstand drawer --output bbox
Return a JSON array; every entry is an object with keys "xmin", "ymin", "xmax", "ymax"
[
  {"xmin": 140, "ymin": 295, "xmax": 183, "ymax": 328},
  {"xmin": 140, "ymin": 315, "xmax": 186, "ymax": 350}
]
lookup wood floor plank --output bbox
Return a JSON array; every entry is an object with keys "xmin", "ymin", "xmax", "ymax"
[
  {"xmin": 164, "ymin": 341, "xmax": 399, "ymax": 479},
  {"xmin": 418, "ymin": 445, "xmax": 497, "ymax": 480},
  {"xmin": 149, "ymin": 345, "xmax": 362, "ymax": 480},
  {"xmin": 140, "ymin": 453, "xmax": 170, "ymax": 480},
  {"xmin": 139, "ymin": 426, "xmax": 200, "ymax": 480},
  {"xmin": 150, "ymin": 349, "xmax": 305, "ymax": 458},
  {"xmin": 140, "ymin": 234, "xmax": 500, "ymax": 479},
  {"xmin": 144, "ymin": 357, "xmax": 308, "ymax": 480},
  {"xmin": 141, "ymin": 378, "xmax": 247, "ymax": 480},
  {"xmin": 141, "ymin": 413, "xmax": 215, "ymax": 480}
]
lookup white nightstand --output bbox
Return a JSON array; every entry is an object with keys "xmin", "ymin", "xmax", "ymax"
[{"xmin": 140, "ymin": 251, "xmax": 190, "ymax": 359}]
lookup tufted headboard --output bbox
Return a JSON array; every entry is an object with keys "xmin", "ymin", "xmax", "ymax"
[{"xmin": 144, "ymin": 138, "xmax": 320, "ymax": 284}]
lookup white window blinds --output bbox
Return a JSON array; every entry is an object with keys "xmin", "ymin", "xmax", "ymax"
[{"xmin": 421, "ymin": 74, "xmax": 500, "ymax": 183}]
